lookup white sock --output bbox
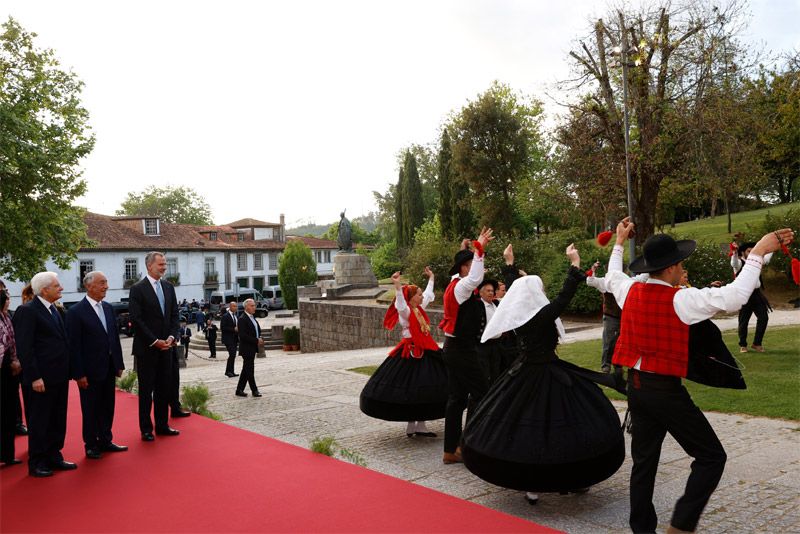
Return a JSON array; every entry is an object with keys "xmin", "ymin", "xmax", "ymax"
[
  {"xmin": 406, "ymin": 422, "xmax": 415, "ymax": 434},
  {"xmin": 416, "ymin": 421, "xmax": 429, "ymax": 433},
  {"xmin": 526, "ymin": 492, "xmax": 539, "ymax": 501}
]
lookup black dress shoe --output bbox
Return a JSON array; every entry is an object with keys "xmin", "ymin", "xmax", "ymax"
[
  {"xmin": 101, "ymin": 442, "xmax": 128, "ymax": 452},
  {"xmin": 1, "ymin": 458, "xmax": 22, "ymax": 465},
  {"xmin": 414, "ymin": 431, "xmax": 437, "ymax": 438},
  {"xmin": 15, "ymin": 423, "xmax": 28, "ymax": 436},
  {"xmin": 172, "ymin": 409, "xmax": 191, "ymax": 418},
  {"xmin": 235, "ymin": 390, "xmax": 248, "ymax": 397},
  {"xmin": 51, "ymin": 460, "xmax": 77, "ymax": 470},
  {"xmin": 252, "ymin": 391, "xmax": 262, "ymax": 397},
  {"xmin": 141, "ymin": 432, "xmax": 155, "ymax": 442},
  {"xmin": 225, "ymin": 372, "xmax": 234, "ymax": 377},
  {"xmin": 155, "ymin": 427, "xmax": 180, "ymax": 436},
  {"xmin": 85, "ymin": 448, "xmax": 102, "ymax": 459},
  {"xmin": 30, "ymin": 466, "xmax": 53, "ymax": 477}
]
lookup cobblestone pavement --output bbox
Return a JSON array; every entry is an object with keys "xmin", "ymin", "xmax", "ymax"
[{"xmin": 121, "ymin": 310, "xmax": 800, "ymax": 533}]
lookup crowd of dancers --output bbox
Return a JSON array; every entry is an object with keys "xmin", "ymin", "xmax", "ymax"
[{"xmin": 359, "ymin": 218, "xmax": 794, "ymax": 533}]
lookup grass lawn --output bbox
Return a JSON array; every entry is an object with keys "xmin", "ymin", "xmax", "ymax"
[
  {"xmin": 667, "ymin": 202, "xmax": 799, "ymax": 243},
  {"xmin": 349, "ymin": 325, "xmax": 800, "ymax": 420}
]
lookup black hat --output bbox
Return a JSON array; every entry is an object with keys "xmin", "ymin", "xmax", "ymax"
[
  {"xmin": 738, "ymin": 242, "xmax": 756, "ymax": 257},
  {"xmin": 478, "ymin": 278, "xmax": 498, "ymax": 291},
  {"xmin": 449, "ymin": 249, "xmax": 474, "ymax": 276},
  {"xmin": 629, "ymin": 234, "xmax": 697, "ymax": 273}
]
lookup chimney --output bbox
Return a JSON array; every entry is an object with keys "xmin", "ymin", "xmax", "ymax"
[{"xmin": 280, "ymin": 213, "xmax": 285, "ymax": 242}]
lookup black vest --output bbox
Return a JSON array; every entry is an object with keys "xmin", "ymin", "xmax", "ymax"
[{"xmin": 453, "ymin": 294, "xmax": 486, "ymax": 343}]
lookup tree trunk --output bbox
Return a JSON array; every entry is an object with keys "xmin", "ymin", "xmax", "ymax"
[{"xmin": 725, "ymin": 193, "xmax": 732, "ymax": 234}]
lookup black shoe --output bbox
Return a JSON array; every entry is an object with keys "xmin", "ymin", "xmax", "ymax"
[
  {"xmin": 172, "ymin": 409, "xmax": 191, "ymax": 418},
  {"xmin": 155, "ymin": 427, "xmax": 180, "ymax": 436},
  {"xmin": 252, "ymin": 391, "xmax": 262, "ymax": 397},
  {"xmin": 225, "ymin": 372, "xmax": 235, "ymax": 377},
  {"xmin": 30, "ymin": 466, "xmax": 53, "ymax": 477},
  {"xmin": 85, "ymin": 448, "xmax": 102, "ymax": 460},
  {"xmin": 231, "ymin": 373, "xmax": 239, "ymax": 377},
  {"xmin": 101, "ymin": 442, "xmax": 128, "ymax": 453},
  {"xmin": 235, "ymin": 390, "xmax": 248, "ymax": 397},
  {"xmin": 209, "ymin": 355, "xmax": 216, "ymax": 358},
  {"xmin": 1, "ymin": 458, "xmax": 22, "ymax": 466},
  {"xmin": 15, "ymin": 423, "xmax": 28, "ymax": 436},
  {"xmin": 51, "ymin": 460, "xmax": 77, "ymax": 471},
  {"xmin": 414, "ymin": 431, "xmax": 437, "ymax": 438},
  {"xmin": 141, "ymin": 432, "xmax": 155, "ymax": 442}
]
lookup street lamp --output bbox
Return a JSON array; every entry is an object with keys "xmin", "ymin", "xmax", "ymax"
[{"xmin": 612, "ymin": 29, "xmax": 637, "ymax": 263}]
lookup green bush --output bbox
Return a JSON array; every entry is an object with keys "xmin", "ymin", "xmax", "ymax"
[
  {"xmin": 749, "ymin": 208, "xmax": 800, "ymax": 284},
  {"xmin": 309, "ymin": 436, "xmax": 368, "ymax": 466},
  {"xmin": 369, "ymin": 240, "xmax": 403, "ymax": 280},
  {"xmin": 116, "ymin": 370, "xmax": 138, "ymax": 393},
  {"xmin": 278, "ymin": 240, "xmax": 318, "ymax": 309},
  {"xmin": 282, "ymin": 326, "xmax": 300, "ymax": 345},
  {"xmin": 181, "ymin": 382, "xmax": 222, "ymax": 419},
  {"xmin": 682, "ymin": 240, "xmax": 733, "ymax": 287}
]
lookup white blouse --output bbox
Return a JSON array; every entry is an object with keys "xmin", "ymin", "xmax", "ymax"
[{"xmin": 394, "ymin": 278, "xmax": 435, "ymax": 339}]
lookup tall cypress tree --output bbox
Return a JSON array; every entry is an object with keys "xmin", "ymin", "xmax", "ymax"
[
  {"xmin": 451, "ymin": 171, "xmax": 474, "ymax": 240},
  {"xmin": 438, "ymin": 129, "xmax": 454, "ymax": 238},
  {"xmin": 402, "ymin": 151, "xmax": 425, "ymax": 245},
  {"xmin": 395, "ymin": 167, "xmax": 405, "ymax": 246}
]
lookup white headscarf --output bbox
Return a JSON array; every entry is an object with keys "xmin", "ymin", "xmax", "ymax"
[{"xmin": 480, "ymin": 275, "xmax": 566, "ymax": 343}]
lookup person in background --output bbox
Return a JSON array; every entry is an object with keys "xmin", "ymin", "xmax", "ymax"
[
  {"xmin": 731, "ymin": 242, "xmax": 773, "ymax": 353},
  {"xmin": 179, "ymin": 320, "xmax": 192, "ymax": 360},
  {"xmin": 205, "ymin": 319, "xmax": 218, "ymax": 358},
  {"xmin": 234, "ymin": 299, "xmax": 263, "ymax": 398},
  {"xmin": 221, "ymin": 302, "xmax": 240, "ymax": 378},
  {"xmin": 0, "ymin": 280, "xmax": 23, "ymax": 466}
]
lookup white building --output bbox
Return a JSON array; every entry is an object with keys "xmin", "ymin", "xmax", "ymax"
[{"xmin": 4, "ymin": 213, "xmax": 340, "ymax": 309}]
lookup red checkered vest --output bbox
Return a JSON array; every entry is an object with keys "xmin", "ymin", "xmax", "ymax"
[{"xmin": 612, "ymin": 283, "xmax": 689, "ymax": 377}]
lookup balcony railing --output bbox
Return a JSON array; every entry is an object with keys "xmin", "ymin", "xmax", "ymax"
[
  {"xmin": 204, "ymin": 271, "xmax": 219, "ymax": 283},
  {"xmin": 165, "ymin": 273, "xmax": 180, "ymax": 286}
]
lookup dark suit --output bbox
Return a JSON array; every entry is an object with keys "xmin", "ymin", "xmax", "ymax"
[
  {"xmin": 66, "ymin": 297, "xmax": 124, "ymax": 450},
  {"xmin": 220, "ymin": 311, "xmax": 239, "ymax": 375},
  {"xmin": 129, "ymin": 277, "xmax": 179, "ymax": 433},
  {"xmin": 236, "ymin": 313, "xmax": 260, "ymax": 394},
  {"xmin": 12, "ymin": 298, "xmax": 71, "ymax": 472}
]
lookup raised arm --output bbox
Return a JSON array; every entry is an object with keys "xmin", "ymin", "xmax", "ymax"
[
  {"xmin": 535, "ymin": 244, "xmax": 586, "ymax": 323},
  {"xmin": 421, "ymin": 267, "xmax": 435, "ymax": 309}
]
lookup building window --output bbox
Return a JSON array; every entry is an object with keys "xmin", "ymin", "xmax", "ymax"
[
  {"xmin": 268, "ymin": 253, "xmax": 277, "ymax": 270},
  {"xmin": 237, "ymin": 232, "xmax": 245, "ymax": 242},
  {"xmin": 237, "ymin": 277, "xmax": 249, "ymax": 288},
  {"xmin": 144, "ymin": 218, "xmax": 159, "ymax": 235},
  {"xmin": 204, "ymin": 257, "xmax": 218, "ymax": 283},
  {"xmin": 314, "ymin": 250, "xmax": 331, "ymax": 263},
  {"xmin": 254, "ymin": 253, "xmax": 263, "ymax": 270},
  {"xmin": 166, "ymin": 258, "xmax": 178, "ymax": 277},
  {"xmin": 78, "ymin": 260, "xmax": 94, "ymax": 291},
  {"xmin": 237, "ymin": 253, "xmax": 247, "ymax": 271},
  {"xmin": 124, "ymin": 259, "xmax": 138, "ymax": 281},
  {"xmin": 209, "ymin": 232, "xmax": 217, "ymax": 241},
  {"xmin": 268, "ymin": 275, "xmax": 279, "ymax": 286}
]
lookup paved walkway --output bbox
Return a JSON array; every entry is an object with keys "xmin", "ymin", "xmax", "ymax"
[{"xmin": 121, "ymin": 310, "xmax": 800, "ymax": 533}]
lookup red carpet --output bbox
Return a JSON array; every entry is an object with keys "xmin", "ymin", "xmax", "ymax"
[{"xmin": 1, "ymin": 384, "xmax": 559, "ymax": 533}]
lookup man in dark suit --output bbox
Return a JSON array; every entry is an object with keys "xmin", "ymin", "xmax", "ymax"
[
  {"xmin": 66, "ymin": 271, "xmax": 127, "ymax": 459},
  {"xmin": 12, "ymin": 272, "xmax": 76, "ymax": 477},
  {"xmin": 220, "ymin": 302, "xmax": 239, "ymax": 378},
  {"xmin": 129, "ymin": 251, "xmax": 181, "ymax": 441},
  {"xmin": 235, "ymin": 299, "xmax": 263, "ymax": 397}
]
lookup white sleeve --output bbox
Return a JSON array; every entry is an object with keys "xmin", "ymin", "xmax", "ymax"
[
  {"xmin": 421, "ymin": 278, "xmax": 435, "ymax": 309},
  {"xmin": 731, "ymin": 254, "xmax": 742, "ymax": 271},
  {"xmin": 586, "ymin": 275, "xmax": 609, "ymax": 293},
  {"xmin": 605, "ymin": 245, "xmax": 636, "ymax": 308},
  {"xmin": 394, "ymin": 287, "xmax": 411, "ymax": 321},
  {"xmin": 673, "ymin": 254, "xmax": 766, "ymax": 324},
  {"xmin": 454, "ymin": 253, "xmax": 484, "ymax": 304},
  {"xmin": 764, "ymin": 252, "xmax": 773, "ymax": 265}
]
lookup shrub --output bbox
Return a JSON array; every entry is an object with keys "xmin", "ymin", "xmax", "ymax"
[
  {"xmin": 180, "ymin": 382, "xmax": 222, "ymax": 419},
  {"xmin": 682, "ymin": 240, "xmax": 734, "ymax": 287},
  {"xmin": 749, "ymin": 208, "xmax": 800, "ymax": 284},
  {"xmin": 369, "ymin": 240, "xmax": 403, "ymax": 280},
  {"xmin": 282, "ymin": 326, "xmax": 300, "ymax": 345},
  {"xmin": 278, "ymin": 240, "xmax": 318, "ymax": 309},
  {"xmin": 116, "ymin": 370, "xmax": 138, "ymax": 393},
  {"xmin": 309, "ymin": 436, "xmax": 368, "ymax": 466}
]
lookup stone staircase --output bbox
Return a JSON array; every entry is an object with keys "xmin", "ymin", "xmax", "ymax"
[{"xmin": 188, "ymin": 326, "xmax": 285, "ymax": 353}]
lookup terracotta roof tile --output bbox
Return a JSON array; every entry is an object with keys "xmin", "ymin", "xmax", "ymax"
[
  {"xmin": 287, "ymin": 236, "xmax": 338, "ymax": 249},
  {"xmin": 226, "ymin": 218, "xmax": 280, "ymax": 228}
]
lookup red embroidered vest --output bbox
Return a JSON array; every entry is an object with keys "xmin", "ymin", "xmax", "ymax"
[
  {"xmin": 438, "ymin": 278, "xmax": 460, "ymax": 335},
  {"xmin": 612, "ymin": 283, "xmax": 690, "ymax": 378}
]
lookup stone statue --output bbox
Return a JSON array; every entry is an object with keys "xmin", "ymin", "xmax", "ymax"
[{"xmin": 337, "ymin": 210, "xmax": 353, "ymax": 252}]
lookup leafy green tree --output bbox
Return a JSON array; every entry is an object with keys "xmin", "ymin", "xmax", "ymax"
[
  {"xmin": 450, "ymin": 173, "xmax": 475, "ymax": 239},
  {"xmin": 277, "ymin": 241, "xmax": 317, "ymax": 309},
  {"xmin": 0, "ymin": 18, "xmax": 95, "ymax": 281},
  {"xmin": 395, "ymin": 167, "xmax": 406, "ymax": 246},
  {"xmin": 437, "ymin": 129, "xmax": 454, "ymax": 238},
  {"xmin": 321, "ymin": 220, "xmax": 379, "ymax": 245},
  {"xmin": 372, "ymin": 184, "xmax": 398, "ymax": 241},
  {"xmin": 116, "ymin": 185, "xmax": 213, "ymax": 224},
  {"xmin": 397, "ymin": 144, "xmax": 439, "ymax": 221},
  {"xmin": 450, "ymin": 81, "xmax": 546, "ymax": 235},
  {"xmin": 402, "ymin": 152, "xmax": 425, "ymax": 245}
]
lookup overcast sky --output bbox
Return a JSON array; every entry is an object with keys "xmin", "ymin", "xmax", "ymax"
[{"xmin": 4, "ymin": 1, "xmax": 798, "ymax": 228}]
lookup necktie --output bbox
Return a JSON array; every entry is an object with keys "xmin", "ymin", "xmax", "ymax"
[
  {"xmin": 155, "ymin": 280, "xmax": 165, "ymax": 315},
  {"xmin": 50, "ymin": 305, "xmax": 63, "ymax": 330},
  {"xmin": 96, "ymin": 302, "xmax": 108, "ymax": 332},
  {"xmin": 232, "ymin": 312, "xmax": 237, "ymax": 326}
]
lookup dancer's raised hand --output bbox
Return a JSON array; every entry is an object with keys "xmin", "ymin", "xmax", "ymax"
[{"xmin": 566, "ymin": 243, "xmax": 581, "ymax": 268}]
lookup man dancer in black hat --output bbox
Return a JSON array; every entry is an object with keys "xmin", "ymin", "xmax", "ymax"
[
  {"xmin": 438, "ymin": 228, "xmax": 493, "ymax": 464},
  {"xmin": 731, "ymin": 242, "xmax": 774, "ymax": 353},
  {"xmin": 606, "ymin": 217, "xmax": 793, "ymax": 533}
]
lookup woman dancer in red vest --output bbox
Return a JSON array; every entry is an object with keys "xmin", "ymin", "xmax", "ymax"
[
  {"xmin": 606, "ymin": 218, "xmax": 793, "ymax": 534},
  {"xmin": 461, "ymin": 244, "xmax": 627, "ymax": 505},
  {"xmin": 359, "ymin": 268, "xmax": 448, "ymax": 437}
]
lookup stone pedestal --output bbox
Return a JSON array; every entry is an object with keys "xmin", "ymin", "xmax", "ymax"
[{"xmin": 334, "ymin": 253, "xmax": 378, "ymax": 288}]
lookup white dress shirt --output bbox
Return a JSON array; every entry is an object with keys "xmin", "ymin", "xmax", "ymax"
[
  {"xmin": 85, "ymin": 295, "xmax": 107, "ymax": 331},
  {"xmin": 444, "ymin": 251, "xmax": 485, "ymax": 338},
  {"xmin": 394, "ymin": 279, "xmax": 435, "ymax": 339},
  {"xmin": 481, "ymin": 299, "xmax": 501, "ymax": 340}
]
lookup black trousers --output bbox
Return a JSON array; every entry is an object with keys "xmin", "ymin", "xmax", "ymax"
[
  {"xmin": 627, "ymin": 370, "xmax": 726, "ymax": 533},
  {"xmin": 79, "ymin": 366, "xmax": 117, "ymax": 449},
  {"xmin": 0, "ymin": 363, "xmax": 19, "ymax": 462},
  {"xmin": 601, "ymin": 315, "xmax": 621, "ymax": 369},
  {"xmin": 236, "ymin": 353, "xmax": 258, "ymax": 393},
  {"xmin": 477, "ymin": 339, "xmax": 504, "ymax": 384},
  {"xmin": 442, "ymin": 337, "xmax": 488, "ymax": 453},
  {"xmin": 170, "ymin": 348, "xmax": 182, "ymax": 412},
  {"xmin": 737, "ymin": 291, "xmax": 769, "ymax": 347},
  {"xmin": 136, "ymin": 350, "xmax": 172, "ymax": 433},
  {"xmin": 23, "ymin": 381, "xmax": 68, "ymax": 471},
  {"xmin": 207, "ymin": 336, "xmax": 217, "ymax": 357},
  {"xmin": 225, "ymin": 343, "xmax": 238, "ymax": 374}
]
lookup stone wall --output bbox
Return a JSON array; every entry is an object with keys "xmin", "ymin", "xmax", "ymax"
[{"xmin": 299, "ymin": 299, "xmax": 444, "ymax": 353}]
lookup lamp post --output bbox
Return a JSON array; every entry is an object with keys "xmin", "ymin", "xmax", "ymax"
[{"xmin": 613, "ymin": 16, "xmax": 637, "ymax": 263}]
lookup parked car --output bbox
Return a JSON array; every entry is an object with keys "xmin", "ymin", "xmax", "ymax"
[
  {"xmin": 209, "ymin": 288, "xmax": 270, "ymax": 318},
  {"xmin": 261, "ymin": 285, "xmax": 285, "ymax": 310},
  {"xmin": 110, "ymin": 301, "xmax": 133, "ymax": 336}
]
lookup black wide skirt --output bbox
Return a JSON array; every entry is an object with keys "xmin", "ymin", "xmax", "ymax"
[
  {"xmin": 359, "ymin": 348, "xmax": 448, "ymax": 422},
  {"xmin": 462, "ymin": 358, "xmax": 625, "ymax": 492}
]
